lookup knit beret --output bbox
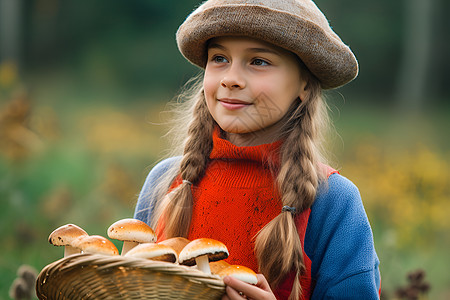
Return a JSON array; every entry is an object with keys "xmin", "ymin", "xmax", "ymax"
[{"xmin": 176, "ymin": 0, "xmax": 358, "ymax": 89}]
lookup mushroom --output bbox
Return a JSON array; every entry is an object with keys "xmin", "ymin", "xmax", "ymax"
[
  {"xmin": 125, "ymin": 243, "xmax": 178, "ymax": 263},
  {"xmin": 107, "ymin": 218, "xmax": 156, "ymax": 255},
  {"xmin": 179, "ymin": 238, "xmax": 229, "ymax": 275},
  {"xmin": 72, "ymin": 235, "xmax": 119, "ymax": 256},
  {"xmin": 48, "ymin": 224, "xmax": 88, "ymax": 257},
  {"xmin": 210, "ymin": 260, "xmax": 231, "ymax": 275},
  {"xmin": 157, "ymin": 237, "xmax": 190, "ymax": 256},
  {"xmin": 217, "ymin": 265, "xmax": 258, "ymax": 285}
]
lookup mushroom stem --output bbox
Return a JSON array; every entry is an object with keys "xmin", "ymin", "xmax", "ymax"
[
  {"xmin": 195, "ymin": 255, "xmax": 211, "ymax": 274},
  {"xmin": 64, "ymin": 245, "xmax": 80, "ymax": 257},
  {"xmin": 121, "ymin": 241, "xmax": 139, "ymax": 255}
]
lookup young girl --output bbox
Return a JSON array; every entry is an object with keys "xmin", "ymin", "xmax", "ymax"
[{"xmin": 134, "ymin": 0, "xmax": 381, "ymax": 299}]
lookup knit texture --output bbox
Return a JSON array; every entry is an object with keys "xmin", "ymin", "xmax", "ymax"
[
  {"xmin": 155, "ymin": 128, "xmax": 314, "ymax": 298},
  {"xmin": 176, "ymin": 0, "xmax": 358, "ymax": 89},
  {"xmin": 188, "ymin": 131, "xmax": 282, "ymax": 269},
  {"xmin": 134, "ymin": 137, "xmax": 381, "ymax": 299}
]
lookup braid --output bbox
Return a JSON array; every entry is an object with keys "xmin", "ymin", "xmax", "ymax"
[
  {"xmin": 280, "ymin": 81, "xmax": 322, "ymax": 210},
  {"xmin": 255, "ymin": 78, "xmax": 326, "ymax": 300},
  {"xmin": 162, "ymin": 89, "xmax": 215, "ymax": 238}
]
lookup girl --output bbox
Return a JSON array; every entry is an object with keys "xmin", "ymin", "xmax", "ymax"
[{"xmin": 134, "ymin": 0, "xmax": 381, "ymax": 299}]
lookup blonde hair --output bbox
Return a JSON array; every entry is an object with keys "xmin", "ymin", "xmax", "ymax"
[{"xmin": 151, "ymin": 63, "xmax": 332, "ymax": 299}]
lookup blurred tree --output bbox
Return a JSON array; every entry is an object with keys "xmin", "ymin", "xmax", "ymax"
[
  {"xmin": 19, "ymin": 0, "xmax": 200, "ymax": 98},
  {"xmin": 428, "ymin": 0, "xmax": 450, "ymax": 103},
  {"xmin": 395, "ymin": 0, "xmax": 434, "ymax": 111},
  {"xmin": 316, "ymin": 0, "xmax": 405, "ymax": 100},
  {"xmin": 0, "ymin": 0, "xmax": 24, "ymax": 70}
]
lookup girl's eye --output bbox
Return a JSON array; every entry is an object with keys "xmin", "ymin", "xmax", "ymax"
[
  {"xmin": 252, "ymin": 58, "xmax": 270, "ymax": 66},
  {"xmin": 212, "ymin": 55, "xmax": 228, "ymax": 63}
]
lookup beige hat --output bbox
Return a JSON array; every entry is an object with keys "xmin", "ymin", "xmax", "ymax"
[{"xmin": 176, "ymin": 0, "xmax": 358, "ymax": 89}]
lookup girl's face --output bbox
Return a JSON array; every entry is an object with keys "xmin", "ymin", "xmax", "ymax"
[{"xmin": 204, "ymin": 36, "xmax": 307, "ymax": 146}]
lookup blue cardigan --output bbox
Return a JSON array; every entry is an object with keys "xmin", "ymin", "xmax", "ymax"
[{"xmin": 134, "ymin": 157, "xmax": 381, "ymax": 299}]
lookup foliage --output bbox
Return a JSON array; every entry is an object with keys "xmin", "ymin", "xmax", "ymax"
[
  {"xmin": 344, "ymin": 143, "xmax": 450, "ymax": 248},
  {"xmin": 393, "ymin": 269, "xmax": 430, "ymax": 300}
]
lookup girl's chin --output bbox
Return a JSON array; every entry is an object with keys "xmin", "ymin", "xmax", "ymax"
[{"xmin": 218, "ymin": 123, "xmax": 256, "ymax": 135}]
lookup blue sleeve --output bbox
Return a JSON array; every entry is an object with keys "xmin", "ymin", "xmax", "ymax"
[
  {"xmin": 133, "ymin": 157, "xmax": 181, "ymax": 225},
  {"xmin": 305, "ymin": 173, "xmax": 381, "ymax": 299}
]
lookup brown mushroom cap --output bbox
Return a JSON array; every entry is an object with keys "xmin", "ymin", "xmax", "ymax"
[
  {"xmin": 107, "ymin": 218, "xmax": 156, "ymax": 243},
  {"xmin": 72, "ymin": 235, "xmax": 119, "ymax": 256},
  {"xmin": 217, "ymin": 265, "xmax": 258, "ymax": 285},
  {"xmin": 179, "ymin": 238, "xmax": 228, "ymax": 266},
  {"xmin": 210, "ymin": 260, "xmax": 231, "ymax": 275},
  {"xmin": 157, "ymin": 237, "xmax": 190, "ymax": 256},
  {"xmin": 48, "ymin": 224, "xmax": 88, "ymax": 246},
  {"xmin": 125, "ymin": 243, "xmax": 177, "ymax": 263}
]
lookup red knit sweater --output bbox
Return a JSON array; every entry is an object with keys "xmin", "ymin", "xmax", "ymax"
[{"xmin": 156, "ymin": 128, "xmax": 317, "ymax": 299}]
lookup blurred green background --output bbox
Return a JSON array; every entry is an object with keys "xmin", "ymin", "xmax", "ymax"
[{"xmin": 1, "ymin": 0, "xmax": 449, "ymax": 299}]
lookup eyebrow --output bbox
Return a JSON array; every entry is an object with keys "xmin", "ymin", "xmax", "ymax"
[{"xmin": 208, "ymin": 43, "xmax": 281, "ymax": 56}]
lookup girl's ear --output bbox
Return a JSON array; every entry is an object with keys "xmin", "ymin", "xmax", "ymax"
[{"xmin": 299, "ymin": 79, "xmax": 309, "ymax": 102}]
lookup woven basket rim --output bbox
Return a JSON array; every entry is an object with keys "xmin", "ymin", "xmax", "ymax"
[{"xmin": 36, "ymin": 253, "xmax": 226, "ymax": 299}]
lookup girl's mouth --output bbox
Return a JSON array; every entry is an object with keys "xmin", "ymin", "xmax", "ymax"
[{"xmin": 218, "ymin": 98, "xmax": 251, "ymax": 110}]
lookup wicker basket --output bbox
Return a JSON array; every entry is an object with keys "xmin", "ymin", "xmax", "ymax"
[{"xmin": 36, "ymin": 253, "xmax": 226, "ymax": 299}]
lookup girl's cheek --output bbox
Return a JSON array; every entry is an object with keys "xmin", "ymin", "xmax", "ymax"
[{"xmin": 203, "ymin": 75, "xmax": 217, "ymax": 97}]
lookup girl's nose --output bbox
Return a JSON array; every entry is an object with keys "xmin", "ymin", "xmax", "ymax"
[{"xmin": 220, "ymin": 65, "xmax": 246, "ymax": 89}]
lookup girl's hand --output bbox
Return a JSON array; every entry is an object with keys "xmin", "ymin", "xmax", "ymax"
[{"xmin": 221, "ymin": 274, "xmax": 276, "ymax": 300}]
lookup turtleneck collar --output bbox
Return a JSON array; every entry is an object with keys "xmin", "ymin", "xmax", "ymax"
[{"xmin": 209, "ymin": 127, "xmax": 282, "ymax": 166}]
